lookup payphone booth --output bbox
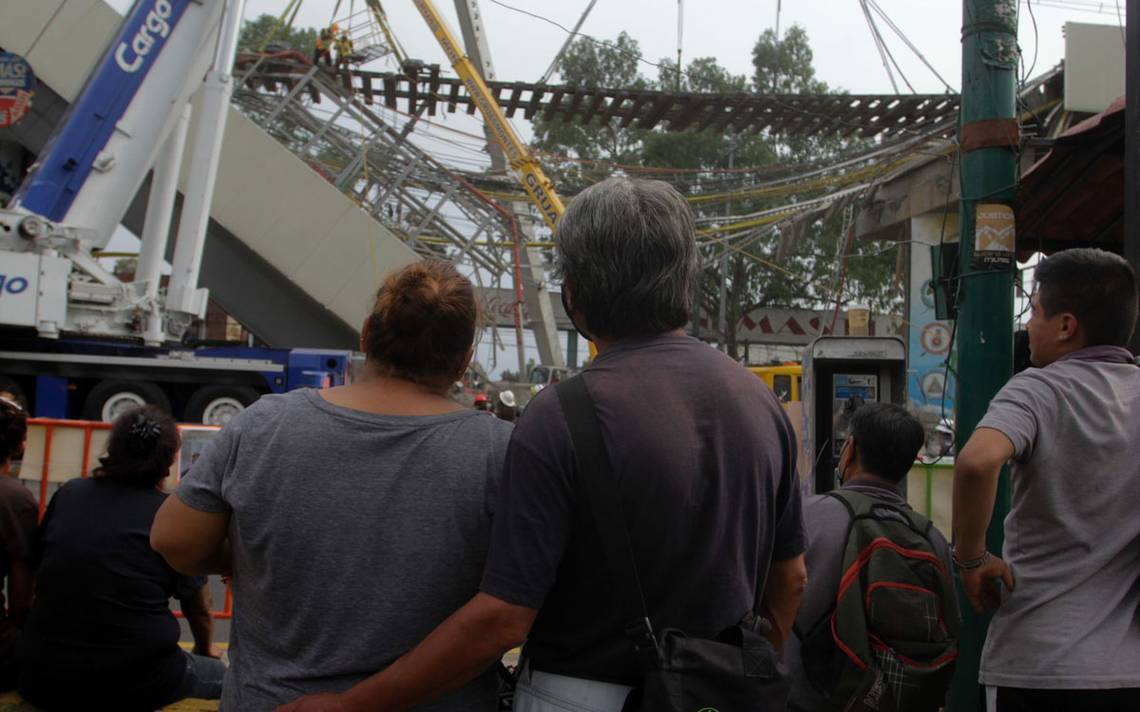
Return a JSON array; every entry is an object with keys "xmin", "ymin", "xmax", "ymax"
[{"xmin": 802, "ymin": 336, "xmax": 907, "ymax": 494}]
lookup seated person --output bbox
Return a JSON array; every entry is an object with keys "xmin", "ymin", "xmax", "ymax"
[
  {"xmin": 0, "ymin": 397, "xmax": 35, "ymax": 690},
  {"xmin": 20, "ymin": 406, "xmax": 223, "ymax": 711}
]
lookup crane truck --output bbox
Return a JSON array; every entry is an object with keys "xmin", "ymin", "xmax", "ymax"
[{"xmin": 0, "ymin": 0, "xmax": 351, "ymax": 424}]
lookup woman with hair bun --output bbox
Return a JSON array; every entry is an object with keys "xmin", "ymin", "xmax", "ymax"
[
  {"xmin": 19, "ymin": 406, "xmax": 224, "ymax": 711},
  {"xmin": 0, "ymin": 397, "xmax": 35, "ymax": 691},
  {"xmin": 152, "ymin": 260, "xmax": 514, "ymax": 711}
]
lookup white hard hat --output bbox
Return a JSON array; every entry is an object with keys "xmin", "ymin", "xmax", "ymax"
[{"xmin": 498, "ymin": 390, "xmax": 517, "ymax": 408}]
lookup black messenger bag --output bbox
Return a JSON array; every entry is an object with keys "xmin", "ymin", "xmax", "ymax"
[{"xmin": 555, "ymin": 376, "xmax": 791, "ymax": 712}]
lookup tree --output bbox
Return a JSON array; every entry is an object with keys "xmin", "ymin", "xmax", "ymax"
[
  {"xmin": 530, "ymin": 32, "xmax": 649, "ymax": 191},
  {"xmin": 498, "ymin": 358, "xmax": 536, "ymax": 384},
  {"xmin": 752, "ymin": 26, "xmax": 828, "ymax": 94},
  {"xmin": 703, "ymin": 26, "xmax": 899, "ymax": 358},
  {"xmin": 642, "ymin": 57, "xmax": 766, "ymax": 173},
  {"xmin": 528, "ymin": 26, "xmax": 902, "ymax": 359},
  {"xmin": 237, "ymin": 13, "xmax": 318, "ymax": 57},
  {"xmin": 641, "ymin": 56, "xmax": 786, "ymax": 357}
]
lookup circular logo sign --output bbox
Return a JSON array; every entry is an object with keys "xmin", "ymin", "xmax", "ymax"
[
  {"xmin": 921, "ymin": 370, "xmax": 947, "ymax": 400},
  {"xmin": 0, "ymin": 52, "xmax": 35, "ymax": 129},
  {"xmin": 920, "ymin": 322, "xmax": 952, "ymax": 356},
  {"xmin": 920, "ymin": 278, "xmax": 936, "ymax": 310}
]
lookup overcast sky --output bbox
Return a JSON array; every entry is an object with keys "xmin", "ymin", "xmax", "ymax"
[
  {"xmin": 99, "ymin": 0, "xmax": 1125, "ymax": 92},
  {"xmin": 101, "ymin": 0, "xmax": 1129, "ymax": 155},
  {"xmin": 237, "ymin": 0, "xmax": 1121, "ymax": 95}
]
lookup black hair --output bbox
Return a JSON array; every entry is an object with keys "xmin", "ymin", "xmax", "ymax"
[
  {"xmin": 1034, "ymin": 248, "xmax": 1138, "ymax": 347},
  {"xmin": 0, "ymin": 378, "xmax": 27, "ymax": 410},
  {"xmin": 849, "ymin": 402, "xmax": 925, "ymax": 483},
  {"xmin": 94, "ymin": 406, "xmax": 180, "ymax": 488},
  {"xmin": 0, "ymin": 397, "xmax": 27, "ymax": 466}
]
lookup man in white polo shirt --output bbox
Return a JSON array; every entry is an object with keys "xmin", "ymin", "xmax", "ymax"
[{"xmin": 953, "ymin": 248, "xmax": 1140, "ymax": 712}]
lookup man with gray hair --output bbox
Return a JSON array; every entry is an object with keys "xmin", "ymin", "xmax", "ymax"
[{"xmin": 280, "ymin": 178, "xmax": 807, "ymax": 712}]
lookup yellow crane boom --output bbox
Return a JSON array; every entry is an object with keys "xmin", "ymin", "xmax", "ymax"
[{"xmin": 411, "ymin": 0, "xmax": 564, "ymax": 229}]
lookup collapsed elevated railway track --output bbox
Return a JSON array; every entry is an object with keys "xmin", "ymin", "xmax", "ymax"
[{"xmin": 239, "ymin": 54, "xmax": 960, "ymax": 139}]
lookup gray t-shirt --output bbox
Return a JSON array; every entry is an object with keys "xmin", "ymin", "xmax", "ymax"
[
  {"xmin": 976, "ymin": 348, "xmax": 1140, "ymax": 689},
  {"xmin": 786, "ymin": 481, "xmax": 954, "ymax": 711},
  {"xmin": 177, "ymin": 388, "xmax": 514, "ymax": 711}
]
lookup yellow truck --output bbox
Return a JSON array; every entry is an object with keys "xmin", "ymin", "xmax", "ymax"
[{"xmin": 747, "ymin": 363, "xmax": 803, "ymax": 404}]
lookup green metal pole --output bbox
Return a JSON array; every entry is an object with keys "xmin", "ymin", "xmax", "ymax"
[{"xmin": 949, "ymin": 1, "xmax": 1017, "ymax": 710}]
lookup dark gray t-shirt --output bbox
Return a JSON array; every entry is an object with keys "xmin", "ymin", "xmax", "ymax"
[
  {"xmin": 480, "ymin": 334, "xmax": 805, "ymax": 685},
  {"xmin": 976, "ymin": 348, "xmax": 1140, "ymax": 689},
  {"xmin": 178, "ymin": 388, "xmax": 513, "ymax": 711}
]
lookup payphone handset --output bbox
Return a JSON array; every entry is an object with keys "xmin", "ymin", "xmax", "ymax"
[{"xmin": 831, "ymin": 374, "xmax": 879, "ymax": 457}]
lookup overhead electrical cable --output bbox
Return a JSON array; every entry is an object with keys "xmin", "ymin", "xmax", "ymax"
[
  {"xmin": 858, "ymin": 0, "xmax": 902, "ymax": 94},
  {"xmin": 1022, "ymin": 0, "xmax": 1040, "ymax": 85},
  {"xmin": 1024, "ymin": 0, "xmax": 1122, "ymax": 14},
  {"xmin": 866, "ymin": 0, "xmax": 957, "ymax": 93},
  {"xmin": 538, "ymin": 0, "xmax": 600, "ymax": 84}
]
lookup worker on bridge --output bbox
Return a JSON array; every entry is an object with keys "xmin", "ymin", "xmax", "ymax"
[
  {"xmin": 334, "ymin": 31, "xmax": 355, "ymax": 69},
  {"xmin": 313, "ymin": 24, "xmax": 335, "ymax": 66}
]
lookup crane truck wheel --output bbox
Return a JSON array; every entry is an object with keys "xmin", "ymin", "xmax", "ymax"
[
  {"xmin": 82, "ymin": 380, "xmax": 172, "ymax": 422},
  {"xmin": 185, "ymin": 386, "xmax": 258, "ymax": 426}
]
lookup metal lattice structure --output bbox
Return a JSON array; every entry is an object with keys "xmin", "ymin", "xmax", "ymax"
[
  {"xmin": 331, "ymin": 1, "xmax": 408, "ymax": 66},
  {"xmin": 232, "ymin": 53, "xmax": 525, "ymax": 283}
]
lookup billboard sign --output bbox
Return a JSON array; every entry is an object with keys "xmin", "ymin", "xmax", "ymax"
[{"xmin": 0, "ymin": 52, "xmax": 35, "ymax": 129}]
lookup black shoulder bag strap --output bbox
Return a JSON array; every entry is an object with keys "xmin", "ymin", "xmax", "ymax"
[{"xmin": 555, "ymin": 376, "xmax": 663, "ymax": 668}]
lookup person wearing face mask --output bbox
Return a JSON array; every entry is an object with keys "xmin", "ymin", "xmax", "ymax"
[{"xmin": 785, "ymin": 402, "xmax": 957, "ymax": 712}]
